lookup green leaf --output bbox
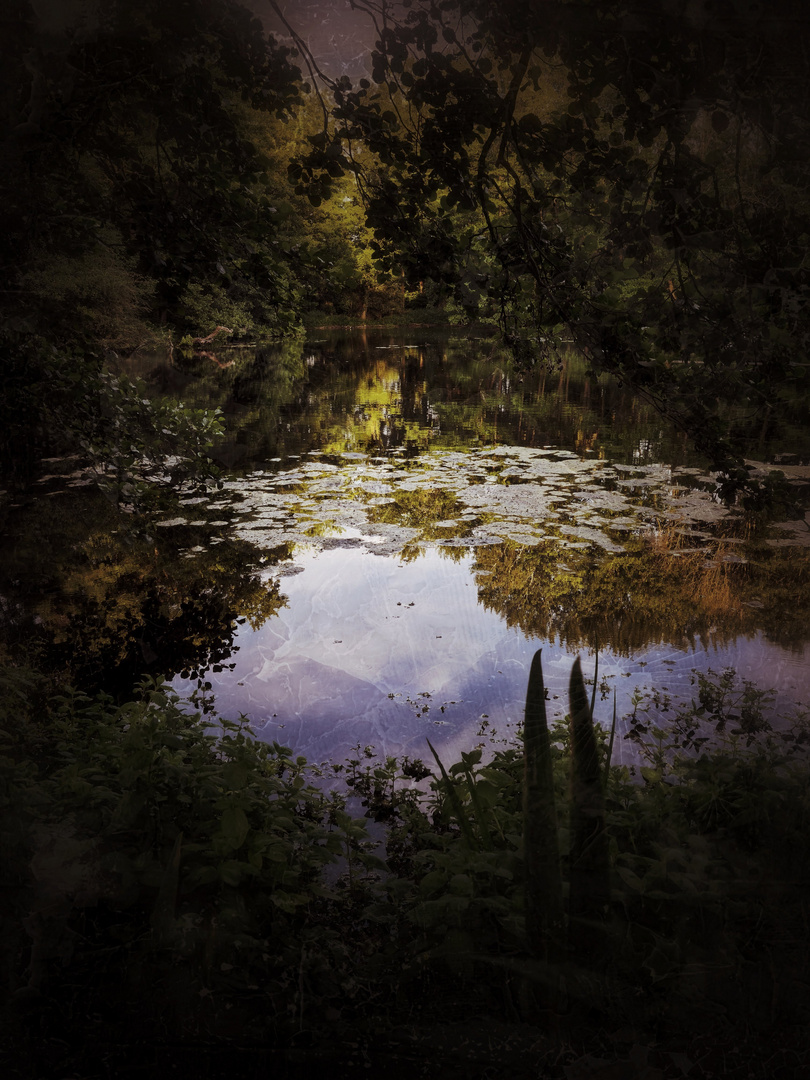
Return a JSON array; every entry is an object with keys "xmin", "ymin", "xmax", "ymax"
[
  {"xmin": 271, "ymin": 891, "xmax": 311, "ymax": 913},
  {"xmin": 420, "ymin": 869, "xmax": 447, "ymax": 897},
  {"xmin": 448, "ymin": 873, "xmax": 474, "ymax": 896},
  {"xmin": 427, "ymin": 739, "xmax": 478, "ymax": 849},
  {"xmin": 218, "ymin": 805, "xmax": 250, "ymax": 850},
  {"xmin": 219, "ymin": 859, "xmax": 257, "ymax": 886},
  {"xmin": 616, "ymin": 865, "xmax": 645, "ymax": 893}
]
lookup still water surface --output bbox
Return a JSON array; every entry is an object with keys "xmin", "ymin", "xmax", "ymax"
[{"xmin": 127, "ymin": 328, "xmax": 810, "ymax": 767}]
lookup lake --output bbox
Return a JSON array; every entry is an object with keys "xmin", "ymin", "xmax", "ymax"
[{"xmin": 111, "ymin": 327, "xmax": 810, "ymax": 770}]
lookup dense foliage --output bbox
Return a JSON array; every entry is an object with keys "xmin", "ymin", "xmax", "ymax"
[
  {"xmin": 3, "ymin": 0, "xmax": 808, "ymax": 496},
  {"xmin": 0, "ymin": 0, "xmax": 403, "ymax": 489},
  {"xmin": 293, "ymin": 0, "xmax": 810, "ymax": 492},
  {"xmin": 2, "ymin": 0, "xmax": 306, "ymax": 341},
  {"xmin": 2, "ymin": 660, "xmax": 809, "ymax": 1076}
]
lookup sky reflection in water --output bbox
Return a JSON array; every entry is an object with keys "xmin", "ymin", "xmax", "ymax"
[
  {"xmin": 173, "ymin": 540, "xmax": 810, "ymax": 766},
  {"xmin": 169, "ymin": 331, "xmax": 810, "ymax": 767}
]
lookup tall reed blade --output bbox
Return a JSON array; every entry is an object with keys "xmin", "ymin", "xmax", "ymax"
[
  {"xmin": 522, "ymin": 649, "xmax": 563, "ymax": 961},
  {"xmin": 603, "ymin": 690, "xmax": 617, "ymax": 793},
  {"xmin": 589, "ymin": 645, "xmax": 599, "ymax": 720},
  {"xmin": 568, "ymin": 657, "xmax": 610, "ymax": 962}
]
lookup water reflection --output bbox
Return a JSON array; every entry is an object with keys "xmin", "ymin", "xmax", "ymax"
[
  {"xmin": 0, "ymin": 483, "xmax": 287, "ymax": 695},
  {"xmin": 123, "ymin": 329, "xmax": 704, "ymax": 468},
  {"xmin": 50, "ymin": 330, "xmax": 810, "ymax": 759},
  {"xmin": 171, "ymin": 543, "xmax": 810, "ymax": 768}
]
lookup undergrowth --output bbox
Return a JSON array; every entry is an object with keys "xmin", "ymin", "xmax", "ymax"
[{"xmin": 1, "ymin": 660, "xmax": 809, "ymax": 1078}]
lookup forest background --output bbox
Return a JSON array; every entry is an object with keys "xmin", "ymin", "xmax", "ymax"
[{"xmin": 3, "ymin": 0, "xmax": 809, "ymax": 495}]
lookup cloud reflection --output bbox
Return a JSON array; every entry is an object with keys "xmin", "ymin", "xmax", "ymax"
[{"xmin": 172, "ymin": 544, "xmax": 810, "ymax": 767}]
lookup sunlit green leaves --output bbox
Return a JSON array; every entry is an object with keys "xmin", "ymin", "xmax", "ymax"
[{"xmin": 308, "ymin": 0, "xmax": 810, "ymax": 497}]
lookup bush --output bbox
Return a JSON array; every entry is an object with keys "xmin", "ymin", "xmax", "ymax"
[
  {"xmin": 2, "ymin": 663, "xmax": 809, "ymax": 1075},
  {"xmin": 0, "ymin": 674, "xmax": 375, "ymax": 1055}
]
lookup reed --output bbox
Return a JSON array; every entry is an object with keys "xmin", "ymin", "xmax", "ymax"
[
  {"xmin": 428, "ymin": 652, "xmax": 613, "ymax": 981},
  {"xmin": 522, "ymin": 649, "xmax": 563, "ymax": 961},
  {"xmin": 567, "ymin": 656, "xmax": 610, "ymax": 962}
]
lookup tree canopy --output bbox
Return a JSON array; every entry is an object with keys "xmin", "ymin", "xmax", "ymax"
[
  {"xmin": 0, "ymin": 0, "xmax": 395, "ymax": 483},
  {"xmin": 1, "ymin": 0, "xmax": 309, "ymax": 342},
  {"xmin": 290, "ymin": 0, "xmax": 810, "ymax": 493},
  {"xmin": 2, "ymin": 0, "xmax": 808, "ymax": 497}
]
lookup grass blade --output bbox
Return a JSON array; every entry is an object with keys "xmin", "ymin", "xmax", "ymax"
[
  {"xmin": 150, "ymin": 831, "xmax": 183, "ymax": 946},
  {"xmin": 589, "ymin": 645, "xmax": 599, "ymax": 720},
  {"xmin": 461, "ymin": 766, "xmax": 494, "ymax": 851},
  {"xmin": 426, "ymin": 738, "xmax": 478, "ymax": 849}
]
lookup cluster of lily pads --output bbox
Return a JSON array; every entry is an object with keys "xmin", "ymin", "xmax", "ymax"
[{"xmin": 160, "ymin": 446, "xmax": 768, "ymax": 571}]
